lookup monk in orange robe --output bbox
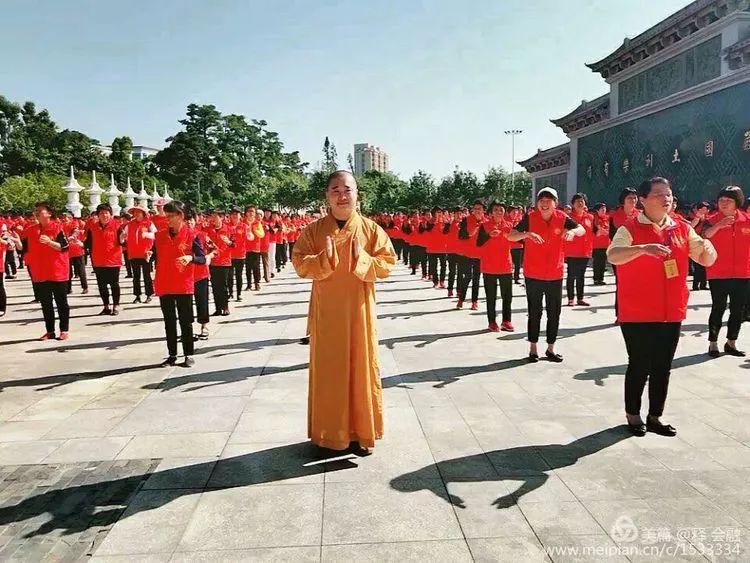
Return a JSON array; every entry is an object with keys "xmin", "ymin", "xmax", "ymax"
[{"xmin": 292, "ymin": 170, "xmax": 396, "ymax": 455}]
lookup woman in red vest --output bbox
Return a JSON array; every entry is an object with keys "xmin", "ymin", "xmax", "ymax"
[
  {"xmin": 227, "ymin": 207, "xmax": 247, "ymax": 302},
  {"xmin": 608, "ymin": 177, "xmax": 716, "ymax": 436},
  {"xmin": 206, "ymin": 209, "xmax": 233, "ymax": 316},
  {"xmin": 425, "ymin": 208, "xmax": 448, "ymax": 289},
  {"xmin": 591, "ymin": 203, "xmax": 611, "ymax": 285},
  {"xmin": 24, "ymin": 203, "xmax": 71, "ymax": 340},
  {"xmin": 457, "ymin": 201, "xmax": 486, "ymax": 310},
  {"xmin": 87, "ymin": 203, "xmax": 125, "ymax": 315},
  {"xmin": 703, "ymin": 186, "xmax": 750, "ymax": 358},
  {"xmin": 610, "ymin": 188, "xmax": 640, "ymax": 320},
  {"xmin": 61, "ymin": 212, "xmax": 89, "ymax": 295},
  {"xmin": 564, "ymin": 193, "xmax": 594, "ymax": 306},
  {"xmin": 154, "ymin": 201, "xmax": 206, "ymax": 367},
  {"xmin": 243, "ymin": 205, "xmax": 265, "ymax": 292},
  {"xmin": 508, "ymin": 206, "xmax": 525, "ymax": 285},
  {"xmin": 508, "ymin": 188, "xmax": 585, "ymax": 362},
  {"xmin": 443, "ymin": 210, "xmax": 460, "ymax": 297},
  {"xmin": 477, "ymin": 202, "xmax": 514, "ymax": 332},
  {"xmin": 124, "ymin": 206, "xmax": 156, "ymax": 303},
  {"xmin": 187, "ymin": 211, "xmax": 211, "ymax": 342}
]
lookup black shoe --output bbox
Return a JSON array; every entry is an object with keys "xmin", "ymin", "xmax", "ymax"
[
  {"xmin": 237, "ymin": 296, "xmax": 243, "ymax": 302},
  {"xmin": 111, "ymin": 308, "xmax": 120, "ymax": 316},
  {"xmin": 708, "ymin": 347, "xmax": 721, "ymax": 358},
  {"xmin": 161, "ymin": 356, "xmax": 177, "ymax": 367},
  {"xmin": 145, "ymin": 296, "xmax": 153, "ymax": 304},
  {"xmin": 647, "ymin": 418, "xmax": 677, "ymax": 437},
  {"xmin": 628, "ymin": 423, "xmax": 647, "ymax": 437},
  {"xmin": 183, "ymin": 356, "xmax": 195, "ymax": 368},
  {"xmin": 211, "ymin": 310, "xmax": 222, "ymax": 317},
  {"xmin": 724, "ymin": 344, "xmax": 746, "ymax": 357},
  {"xmin": 133, "ymin": 296, "xmax": 142, "ymax": 304},
  {"xmin": 545, "ymin": 351, "xmax": 563, "ymax": 363},
  {"xmin": 125, "ymin": 274, "xmax": 133, "ymax": 279},
  {"xmin": 99, "ymin": 307, "xmax": 112, "ymax": 316},
  {"xmin": 527, "ymin": 353, "xmax": 539, "ymax": 363},
  {"xmin": 300, "ymin": 336, "xmax": 310, "ymax": 345}
]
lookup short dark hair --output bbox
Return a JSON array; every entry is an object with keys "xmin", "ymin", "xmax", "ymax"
[
  {"xmin": 472, "ymin": 200, "xmax": 486, "ymax": 210},
  {"xmin": 717, "ymin": 185, "xmax": 745, "ymax": 208},
  {"xmin": 244, "ymin": 205, "xmax": 256, "ymax": 213},
  {"xmin": 489, "ymin": 201, "xmax": 505, "ymax": 213},
  {"xmin": 164, "ymin": 201, "xmax": 185, "ymax": 215},
  {"xmin": 96, "ymin": 203, "xmax": 113, "ymax": 215},
  {"xmin": 695, "ymin": 201, "xmax": 710, "ymax": 210},
  {"xmin": 593, "ymin": 202, "xmax": 607, "ymax": 212},
  {"xmin": 618, "ymin": 187, "xmax": 638, "ymax": 205},
  {"xmin": 637, "ymin": 177, "xmax": 671, "ymax": 198},
  {"xmin": 571, "ymin": 193, "xmax": 587, "ymax": 205},
  {"xmin": 34, "ymin": 201, "xmax": 54, "ymax": 214}
]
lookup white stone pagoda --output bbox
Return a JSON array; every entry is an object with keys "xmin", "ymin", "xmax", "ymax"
[
  {"xmin": 123, "ymin": 177, "xmax": 138, "ymax": 211},
  {"xmin": 86, "ymin": 170, "xmax": 104, "ymax": 214},
  {"xmin": 163, "ymin": 184, "xmax": 172, "ymax": 203},
  {"xmin": 106, "ymin": 175, "xmax": 122, "ymax": 216},
  {"xmin": 151, "ymin": 183, "xmax": 162, "ymax": 210},
  {"xmin": 63, "ymin": 167, "xmax": 84, "ymax": 218},
  {"xmin": 136, "ymin": 180, "xmax": 151, "ymax": 209}
]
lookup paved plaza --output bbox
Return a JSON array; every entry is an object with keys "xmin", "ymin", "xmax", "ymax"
[{"xmin": 0, "ymin": 264, "xmax": 749, "ymax": 562}]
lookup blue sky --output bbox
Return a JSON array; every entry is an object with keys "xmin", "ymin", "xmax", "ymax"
[{"xmin": 1, "ymin": 0, "xmax": 691, "ymax": 178}]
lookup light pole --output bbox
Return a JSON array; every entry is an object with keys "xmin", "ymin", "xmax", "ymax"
[{"xmin": 504, "ymin": 129, "xmax": 523, "ymax": 190}]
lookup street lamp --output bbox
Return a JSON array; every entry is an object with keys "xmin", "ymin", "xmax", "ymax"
[{"xmin": 504, "ymin": 129, "xmax": 523, "ymax": 189}]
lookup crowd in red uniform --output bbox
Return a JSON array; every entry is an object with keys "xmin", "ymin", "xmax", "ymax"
[{"xmin": 0, "ymin": 200, "xmax": 314, "ymax": 365}]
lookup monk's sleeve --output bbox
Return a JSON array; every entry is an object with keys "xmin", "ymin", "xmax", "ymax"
[
  {"xmin": 292, "ymin": 227, "xmax": 337, "ymax": 281},
  {"xmin": 352, "ymin": 226, "xmax": 396, "ymax": 282}
]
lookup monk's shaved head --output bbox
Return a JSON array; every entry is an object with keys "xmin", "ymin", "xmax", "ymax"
[{"xmin": 326, "ymin": 170, "xmax": 357, "ymax": 191}]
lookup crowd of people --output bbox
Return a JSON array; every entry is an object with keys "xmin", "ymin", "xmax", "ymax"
[{"xmin": 1, "ymin": 173, "xmax": 749, "ymax": 445}]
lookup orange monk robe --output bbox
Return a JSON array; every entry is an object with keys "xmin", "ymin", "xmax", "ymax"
[{"xmin": 292, "ymin": 212, "xmax": 396, "ymax": 450}]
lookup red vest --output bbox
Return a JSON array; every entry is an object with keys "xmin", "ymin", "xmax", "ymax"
[
  {"xmin": 593, "ymin": 215, "xmax": 611, "ymax": 249},
  {"xmin": 154, "ymin": 225, "xmax": 196, "ymax": 296},
  {"xmin": 611, "ymin": 207, "xmax": 639, "ymax": 228},
  {"xmin": 459, "ymin": 216, "xmax": 484, "ymax": 258},
  {"xmin": 246, "ymin": 221, "xmax": 262, "ymax": 252},
  {"xmin": 90, "ymin": 221, "xmax": 123, "ymax": 267},
  {"xmin": 62, "ymin": 222, "xmax": 85, "ymax": 258},
  {"xmin": 617, "ymin": 219, "xmax": 690, "ymax": 322},
  {"xmin": 229, "ymin": 222, "xmax": 247, "ymax": 259},
  {"xmin": 425, "ymin": 223, "xmax": 444, "ymax": 253},
  {"xmin": 522, "ymin": 209, "xmax": 568, "ymax": 280},
  {"xmin": 564, "ymin": 212, "xmax": 594, "ymax": 258},
  {"xmin": 126, "ymin": 220, "xmax": 154, "ymax": 259},
  {"xmin": 207, "ymin": 225, "xmax": 233, "ymax": 266},
  {"xmin": 259, "ymin": 222, "xmax": 271, "ymax": 252},
  {"xmin": 478, "ymin": 221, "xmax": 512, "ymax": 274},
  {"xmin": 706, "ymin": 210, "xmax": 750, "ymax": 279},
  {"xmin": 26, "ymin": 223, "xmax": 70, "ymax": 282}
]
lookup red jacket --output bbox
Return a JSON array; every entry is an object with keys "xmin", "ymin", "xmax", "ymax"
[
  {"xmin": 228, "ymin": 222, "xmax": 247, "ymax": 259},
  {"xmin": 424, "ymin": 222, "xmax": 445, "ymax": 254},
  {"xmin": 194, "ymin": 230, "xmax": 210, "ymax": 282},
  {"xmin": 705, "ymin": 210, "xmax": 750, "ymax": 279},
  {"xmin": 522, "ymin": 209, "xmax": 568, "ymax": 280},
  {"xmin": 617, "ymin": 219, "xmax": 690, "ymax": 322},
  {"xmin": 477, "ymin": 220, "xmax": 512, "ymax": 274},
  {"xmin": 206, "ymin": 225, "xmax": 233, "ymax": 266},
  {"xmin": 259, "ymin": 222, "xmax": 271, "ymax": 252},
  {"xmin": 62, "ymin": 221, "xmax": 85, "ymax": 258},
  {"xmin": 564, "ymin": 211, "xmax": 594, "ymax": 258},
  {"xmin": 593, "ymin": 214, "xmax": 611, "ymax": 249},
  {"xmin": 154, "ymin": 225, "xmax": 196, "ymax": 296},
  {"xmin": 125, "ymin": 219, "xmax": 154, "ymax": 259},
  {"xmin": 458, "ymin": 216, "xmax": 484, "ymax": 258},
  {"xmin": 89, "ymin": 221, "xmax": 123, "ymax": 267},
  {"xmin": 25, "ymin": 223, "xmax": 70, "ymax": 282}
]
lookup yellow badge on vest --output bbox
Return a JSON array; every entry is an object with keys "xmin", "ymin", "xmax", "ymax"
[{"xmin": 663, "ymin": 258, "xmax": 678, "ymax": 279}]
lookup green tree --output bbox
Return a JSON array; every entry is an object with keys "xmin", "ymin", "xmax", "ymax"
[
  {"xmin": 322, "ymin": 136, "xmax": 338, "ymax": 172},
  {"xmin": 0, "ymin": 172, "xmax": 67, "ymax": 210},
  {"xmin": 404, "ymin": 170, "xmax": 436, "ymax": 211}
]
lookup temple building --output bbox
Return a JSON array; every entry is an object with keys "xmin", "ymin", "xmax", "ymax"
[{"xmin": 519, "ymin": 0, "xmax": 750, "ymax": 206}]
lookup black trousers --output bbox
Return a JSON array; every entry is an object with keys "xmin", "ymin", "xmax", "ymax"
[
  {"xmin": 692, "ymin": 262, "xmax": 707, "ymax": 290},
  {"xmin": 483, "ymin": 273, "xmax": 512, "ymax": 324},
  {"xmin": 210, "ymin": 265, "xmax": 231, "ymax": 312},
  {"xmin": 160, "ymin": 294, "xmax": 194, "ymax": 357},
  {"xmin": 620, "ymin": 322, "xmax": 681, "ymax": 417},
  {"xmin": 231, "ymin": 258, "xmax": 245, "ymax": 297},
  {"xmin": 4, "ymin": 250, "xmax": 16, "ymax": 277},
  {"xmin": 410, "ymin": 245, "xmax": 427, "ymax": 276},
  {"xmin": 245, "ymin": 252, "xmax": 262, "ymax": 287},
  {"xmin": 68, "ymin": 256, "xmax": 88, "ymax": 292},
  {"xmin": 37, "ymin": 281, "xmax": 70, "ymax": 333},
  {"xmin": 124, "ymin": 251, "xmax": 133, "ymax": 277},
  {"xmin": 93, "ymin": 267, "xmax": 121, "ymax": 307},
  {"xmin": 592, "ymin": 248, "xmax": 607, "ymax": 283},
  {"xmin": 565, "ymin": 257, "xmax": 589, "ymax": 301},
  {"xmin": 402, "ymin": 242, "xmax": 411, "ymax": 265},
  {"xmin": 447, "ymin": 253, "xmax": 459, "ymax": 292},
  {"xmin": 0, "ymin": 276, "xmax": 5, "ymax": 312},
  {"xmin": 525, "ymin": 277, "xmax": 562, "ymax": 344},
  {"xmin": 130, "ymin": 258, "xmax": 153, "ymax": 297},
  {"xmin": 511, "ymin": 248, "xmax": 523, "ymax": 282},
  {"xmin": 458, "ymin": 257, "xmax": 481, "ymax": 302},
  {"xmin": 194, "ymin": 278, "xmax": 210, "ymax": 325},
  {"xmin": 392, "ymin": 238, "xmax": 404, "ymax": 260},
  {"xmin": 428, "ymin": 253, "xmax": 446, "ymax": 284},
  {"xmin": 708, "ymin": 278, "xmax": 749, "ymax": 342}
]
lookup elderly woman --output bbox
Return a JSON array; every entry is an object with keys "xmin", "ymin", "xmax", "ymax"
[{"xmin": 608, "ymin": 177, "xmax": 716, "ymax": 437}]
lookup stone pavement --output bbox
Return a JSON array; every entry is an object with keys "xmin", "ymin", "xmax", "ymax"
[{"xmin": 0, "ymin": 261, "xmax": 749, "ymax": 562}]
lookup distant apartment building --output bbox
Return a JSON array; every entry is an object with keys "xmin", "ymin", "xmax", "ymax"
[
  {"xmin": 353, "ymin": 143, "xmax": 389, "ymax": 175},
  {"xmin": 96, "ymin": 144, "xmax": 160, "ymax": 160}
]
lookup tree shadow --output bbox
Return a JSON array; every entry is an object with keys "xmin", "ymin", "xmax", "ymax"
[
  {"xmin": 495, "ymin": 322, "xmax": 616, "ymax": 342},
  {"xmin": 573, "ymin": 353, "xmax": 716, "ymax": 387},
  {"xmin": 85, "ymin": 317, "xmax": 164, "ymax": 327},
  {"xmin": 0, "ymin": 363, "xmax": 164, "ymax": 393},
  {"xmin": 24, "ymin": 337, "xmax": 164, "ymax": 354},
  {"xmin": 0, "ymin": 442, "xmax": 357, "ymax": 540},
  {"xmin": 142, "ymin": 363, "xmax": 308, "ymax": 393},
  {"xmin": 383, "ymin": 358, "xmax": 529, "ymax": 389},
  {"xmin": 218, "ymin": 313, "xmax": 307, "ymax": 324},
  {"xmin": 391, "ymin": 426, "xmax": 632, "ymax": 509}
]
